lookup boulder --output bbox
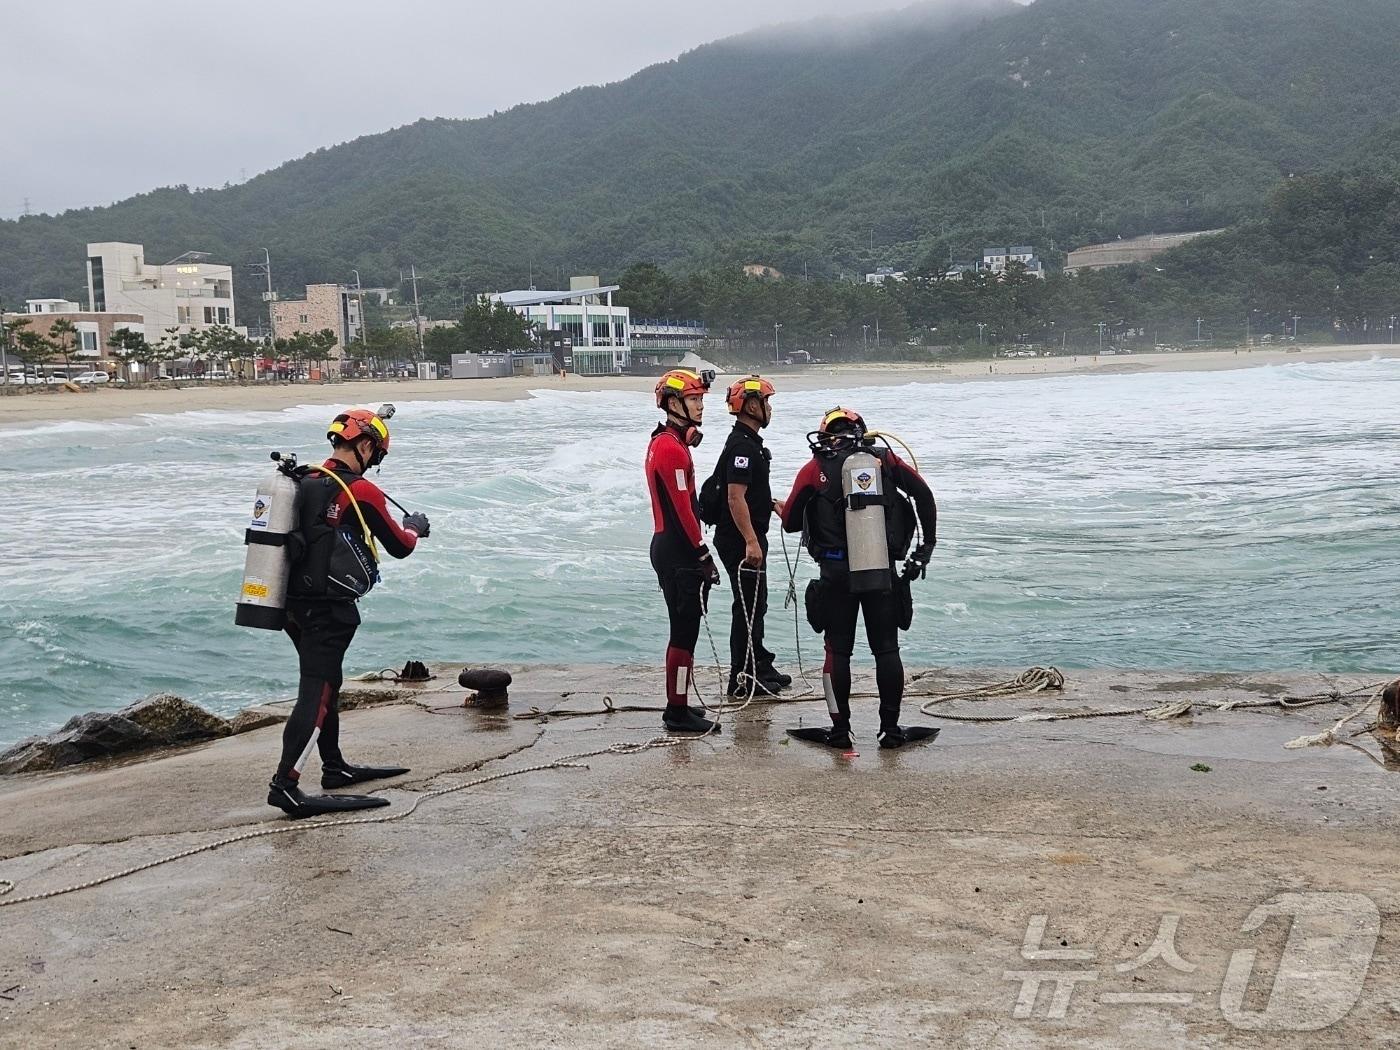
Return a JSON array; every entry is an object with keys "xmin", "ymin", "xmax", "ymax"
[
  {"xmin": 120, "ymin": 693, "xmax": 233, "ymax": 744},
  {"xmin": 0, "ymin": 713, "xmax": 156, "ymax": 774},
  {"xmin": 230, "ymin": 706, "xmax": 289, "ymax": 734}
]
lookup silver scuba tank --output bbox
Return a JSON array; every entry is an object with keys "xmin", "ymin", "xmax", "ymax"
[
  {"xmin": 234, "ymin": 454, "xmax": 302, "ymax": 630},
  {"xmin": 842, "ymin": 448, "xmax": 891, "ymax": 593}
]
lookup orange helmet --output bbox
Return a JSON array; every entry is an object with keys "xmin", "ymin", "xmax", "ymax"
[
  {"xmin": 818, "ymin": 406, "xmax": 865, "ymax": 436},
  {"xmin": 726, "ymin": 375, "xmax": 776, "ymax": 414},
  {"xmin": 654, "ymin": 368, "xmax": 713, "ymax": 408},
  {"xmin": 328, "ymin": 407, "xmax": 391, "ymax": 464}
]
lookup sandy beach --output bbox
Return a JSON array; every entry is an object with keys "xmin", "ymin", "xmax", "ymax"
[
  {"xmin": 1, "ymin": 662, "xmax": 1397, "ymax": 1047},
  {"xmin": 3, "ymin": 343, "xmax": 1397, "ymax": 427}
]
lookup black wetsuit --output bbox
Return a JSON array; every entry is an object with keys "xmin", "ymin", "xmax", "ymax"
[
  {"xmin": 274, "ymin": 463, "xmax": 420, "ymax": 782},
  {"xmin": 780, "ymin": 448, "xmax": 937, "ymax": 733},
  {"xmin": 713, "ymin": 421, "xmax": 776, "ymax": 691}
]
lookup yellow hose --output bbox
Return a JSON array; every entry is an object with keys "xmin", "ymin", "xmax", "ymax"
[
  {"xmin": 306, "ymin": 464, "xmax": 380, "ymax": 562},
  {"xmin": 867, "ymin": 430, "xmax": 920, "ymax": 472}
]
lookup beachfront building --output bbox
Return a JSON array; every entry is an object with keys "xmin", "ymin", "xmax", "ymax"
[
  {"xmin": 490, "ymin": 277, "xmax": 630, "ymax": 375},
  {"xmin": 85, "ymin": 242, "xmax": 239, "ymax": 336},
  {"xmin": 1064, "ymin": 230, "xmax": 1225, "ymax": 274},
  {"xmin": 630, "ymin": 319, "xmax": 708, "ymax": 371},
  {"xmin": 3, "ymin": 301, "xmax": 144, "ymax": 363},
  {"xmin": 270, "ymin": 283, "xmax": 363, "ymax": 353}
]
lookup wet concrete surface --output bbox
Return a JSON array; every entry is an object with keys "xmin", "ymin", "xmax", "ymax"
[{"xmin": 0, "ymin": 664, "xmax": 1397, "ymax": 1048}]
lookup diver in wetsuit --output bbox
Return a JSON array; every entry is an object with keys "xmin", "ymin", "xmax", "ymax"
[
  {"xmin": 267, "ymin": 407, "xmax": 431, "ymax": 818},
  {"xmin": 780, "ymin": 407, "xmax": 938, "ymax": 749},
  {"xmin": 645, "ymin": 368, "xmax": 722, "ymax": 734}
]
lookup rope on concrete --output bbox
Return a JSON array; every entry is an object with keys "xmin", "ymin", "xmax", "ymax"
[{"xmin": 0, "ymin": 735, "xmax": 683, "ymax": 909}]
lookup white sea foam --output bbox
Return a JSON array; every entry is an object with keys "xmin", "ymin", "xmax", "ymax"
[{"xmin": 3, "ymin": 361, "xmax": 1399, "ymax": 745}]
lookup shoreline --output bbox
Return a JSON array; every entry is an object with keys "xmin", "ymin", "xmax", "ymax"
[{"xmin": 3, "ymin": 343, "xmax": 1397, "ymax": 427}]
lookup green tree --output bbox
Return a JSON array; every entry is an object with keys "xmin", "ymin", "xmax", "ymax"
[
  {"xmin": 458, "ymin": 296, "xmax": 536, "ymax": 354},
  {"xmin": 107, "ymin": 328, "xmax": 154, "ymax": 384},
  {"xmin": 48, "ymin": 317, "xmax": 78, "ymax": 375},
  {"xmin": 12, "ymin": 328, "xmax": 55, "ymax": 377}
]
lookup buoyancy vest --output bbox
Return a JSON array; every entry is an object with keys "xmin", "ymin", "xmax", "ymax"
[{"xmin": 286, "ymin": 467, "xmax": 380, "ymax": 601}]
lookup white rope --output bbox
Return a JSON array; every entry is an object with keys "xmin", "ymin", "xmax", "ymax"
[
  {"xmin": 1284, "ymin": 687, "xmax": 1384, "ymax": 750},
  {"xmin": 0, "ymin": 735, "xmax": 682, "ymax": 909}
]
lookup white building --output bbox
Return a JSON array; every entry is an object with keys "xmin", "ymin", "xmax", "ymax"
[
  {"xmin": 983, "ymin": 246, "xmax": 1045, "ymax": 279},
  {"xmin": 490, "ymin": 276, "xmax": 630, "ymax": 375},
  {"xmin": 86, "ymin": 242, "xmax": 239, "ymax": 335},
  {"xmin": 865, "ymin": 267, "xmax": 907, "ymax": 285},
  {"xmin": 25, "ymin": 298, "xmax": 84, "ymax": 314}
]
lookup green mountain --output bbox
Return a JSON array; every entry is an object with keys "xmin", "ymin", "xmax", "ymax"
[{"xmin": 4, "ymin": 0, "xmax": 1400, "ymax": 322}]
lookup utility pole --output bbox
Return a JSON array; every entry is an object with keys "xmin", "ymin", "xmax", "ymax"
[
  {"xmin": 874, "ymin": 316, "xmax": 880, "ymax": 350},
  {"xmin": 773, "ymin": 322, "xmax": 782, "ymax": 366},
  {"xmin": 410, "ymin": 264, "xmax": 424, "ymax": 359},
  {"xmin": 1292, "ymin": 314, "xmax": 1302, "ymax": 339},
  {"xmin": 1196, "ymin": 317, "xmax": 1203, "ymax": 341},
  {"xmin": 977, "ymin": 322, "xmax": 987, "ymax": 346},
  {"xmin": 862, "ymin": 324, "xmax": 869, "ymax": 353},
  {"xmin": 1096, "ymin": 322, "xmax": 1108, "ymax": 352}
]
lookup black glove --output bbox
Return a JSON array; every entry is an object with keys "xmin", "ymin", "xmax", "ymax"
[
  {"xmin": 902, "ymin": 544, "xmax": 933, "ymax": 582},
  {"xmin": 696, "ymin": 546, "xmax": 722, "ymax": 588},
  {"xmin": 403, "ymin": 511, "xmax": 431, "ymax": 538}
]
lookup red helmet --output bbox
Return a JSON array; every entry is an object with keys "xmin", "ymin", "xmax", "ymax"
[
  {"xmin": 726, "ymin": 375, "xmax": 776, "ymax": 414},
  {"xmin": 654, "ymin": 368, "xmax": 713, "ymax": 408},
  {"xmin": 818, "ymin": 406, "xmax": 865, "ymax": 436},
  {"xmin": 328, "ymin": 408, "xmax": 391, "ymax": 464}
]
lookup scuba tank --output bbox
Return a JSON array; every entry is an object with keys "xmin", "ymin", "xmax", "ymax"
[
  {"xmin": 234, "ymin": 452, "xmax": 302, "ymax": 631},
  {"xmin": 842, "ymin": 446, "xmax": 892, "ymax": 593}
]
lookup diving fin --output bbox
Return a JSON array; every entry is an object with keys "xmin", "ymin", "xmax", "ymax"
[
  {"xmin": 877, "ymin": 725, "xmax": 941, "ymax": 750},
  {"xmin": 268, "ymin": 780, "xmax": 391, "ymax": 819},
  {"xmin": 321, "ymin": 763, "xmax": 411, "ymax": 789},
  {"xmin": 787, "ymin": 726, "xmax": 855, "ymax": 750}
]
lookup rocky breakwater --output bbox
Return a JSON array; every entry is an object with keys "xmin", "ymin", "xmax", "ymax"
[{"xmin": 0, "ymin": 694, "xmax": 287, "ymax": 774}]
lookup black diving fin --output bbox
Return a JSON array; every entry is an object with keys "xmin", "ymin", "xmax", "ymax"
[
  {"xmin": 787, "ymin": 726, "xmax": 855, "ymax": 750},
  {"xmin": 268, "ymin": 780, "xmax": 391, "ymax": 819},
  {"xmin": 321, "ymin": 763, "xmax": 411, "ymax": 789},
  {"xmin": 877, "ymin": 725, "xmax": 941, "ymax": 749}
]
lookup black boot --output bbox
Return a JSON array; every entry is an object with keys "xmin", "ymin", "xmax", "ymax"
[
  {"xmin": 321, "ymin": 762, "xmax": 411, "ymax": 789},
  {"xmin": 758, "ymin": 664, "xmax": 792, "ymax": 689},
  {"xmin": 663, "ymin": 706, "xmax": 720, "ymax": 734},
  {"xmin": 267, "ymin": 776, "xmax": 390, "ymax": 819}
]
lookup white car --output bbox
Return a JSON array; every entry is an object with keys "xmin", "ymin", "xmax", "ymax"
[
  {"xmin": 74, "ymin": 371, "xmax": 111, "ymax": 385},
  {"xmin": 44, "ymin": 374, "xmax": 71, "ymax": 385}
]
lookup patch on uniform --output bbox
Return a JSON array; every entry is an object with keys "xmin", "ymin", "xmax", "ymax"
[
  {"xmin": 675, "ymin": 469, "xmax": 688, "ymax": 491},
  {"xmin": 856, "ymin": 471, "xmax": 874, "ymax": 491},
  {"xmin": 733, "ymin": 455, "xmax": 750, "ymax": 469}
]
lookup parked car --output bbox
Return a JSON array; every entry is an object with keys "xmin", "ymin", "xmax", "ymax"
[
  {"xmin": 44, "ymin": 374, "xmax": 71, "ymax": 385},
  {"xmin": 74, "ymin": 371, "xmax": 111, "ymax": 385}
]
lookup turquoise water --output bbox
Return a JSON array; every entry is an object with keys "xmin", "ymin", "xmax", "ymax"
[{"xmin": 3, "ymin": 360, "xmax": 1399, "ymax": 747}]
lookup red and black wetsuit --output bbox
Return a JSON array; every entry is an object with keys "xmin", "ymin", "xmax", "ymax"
[
  {"xmin": 275, "ymin": 462, "xmax": 421, "ymax": 783},
  {"xmin": 645, "ymin": 423, "xmax": 711, "ymax": 711},
  {"xmin": 781, "ymin": 448, "xmax": 937, "ymax": 734}
]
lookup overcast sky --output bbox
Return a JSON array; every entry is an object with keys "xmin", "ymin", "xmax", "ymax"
[{"xmin": 1, "ymin": 0, "xmax": 974, "ymax": 220}]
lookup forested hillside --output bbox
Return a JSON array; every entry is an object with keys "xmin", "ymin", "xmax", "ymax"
[{"xmin": 3, "ymin": 0, "xmax": 1399, "ymax": 323}]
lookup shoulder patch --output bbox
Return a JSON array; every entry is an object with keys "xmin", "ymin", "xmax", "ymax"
[
  {"xmin": 733, "ymin": 455, "xmax": 750, "ymax": 470},
  {"xmin": 675, "ymin": 469, "xmax": 688, "ymax": 492}
]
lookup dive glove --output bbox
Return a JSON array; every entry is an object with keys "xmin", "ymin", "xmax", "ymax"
[
  {"xmin": 696, "ymin": 546, "xmax": 722, "ymax": 587},
  {"xmin": 902, "ymin": 544, "xmax": 933, "ymax": 581},
  {"xmin": 403, "ymin": 511, "xmax": 431, "ymax": 537}
]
